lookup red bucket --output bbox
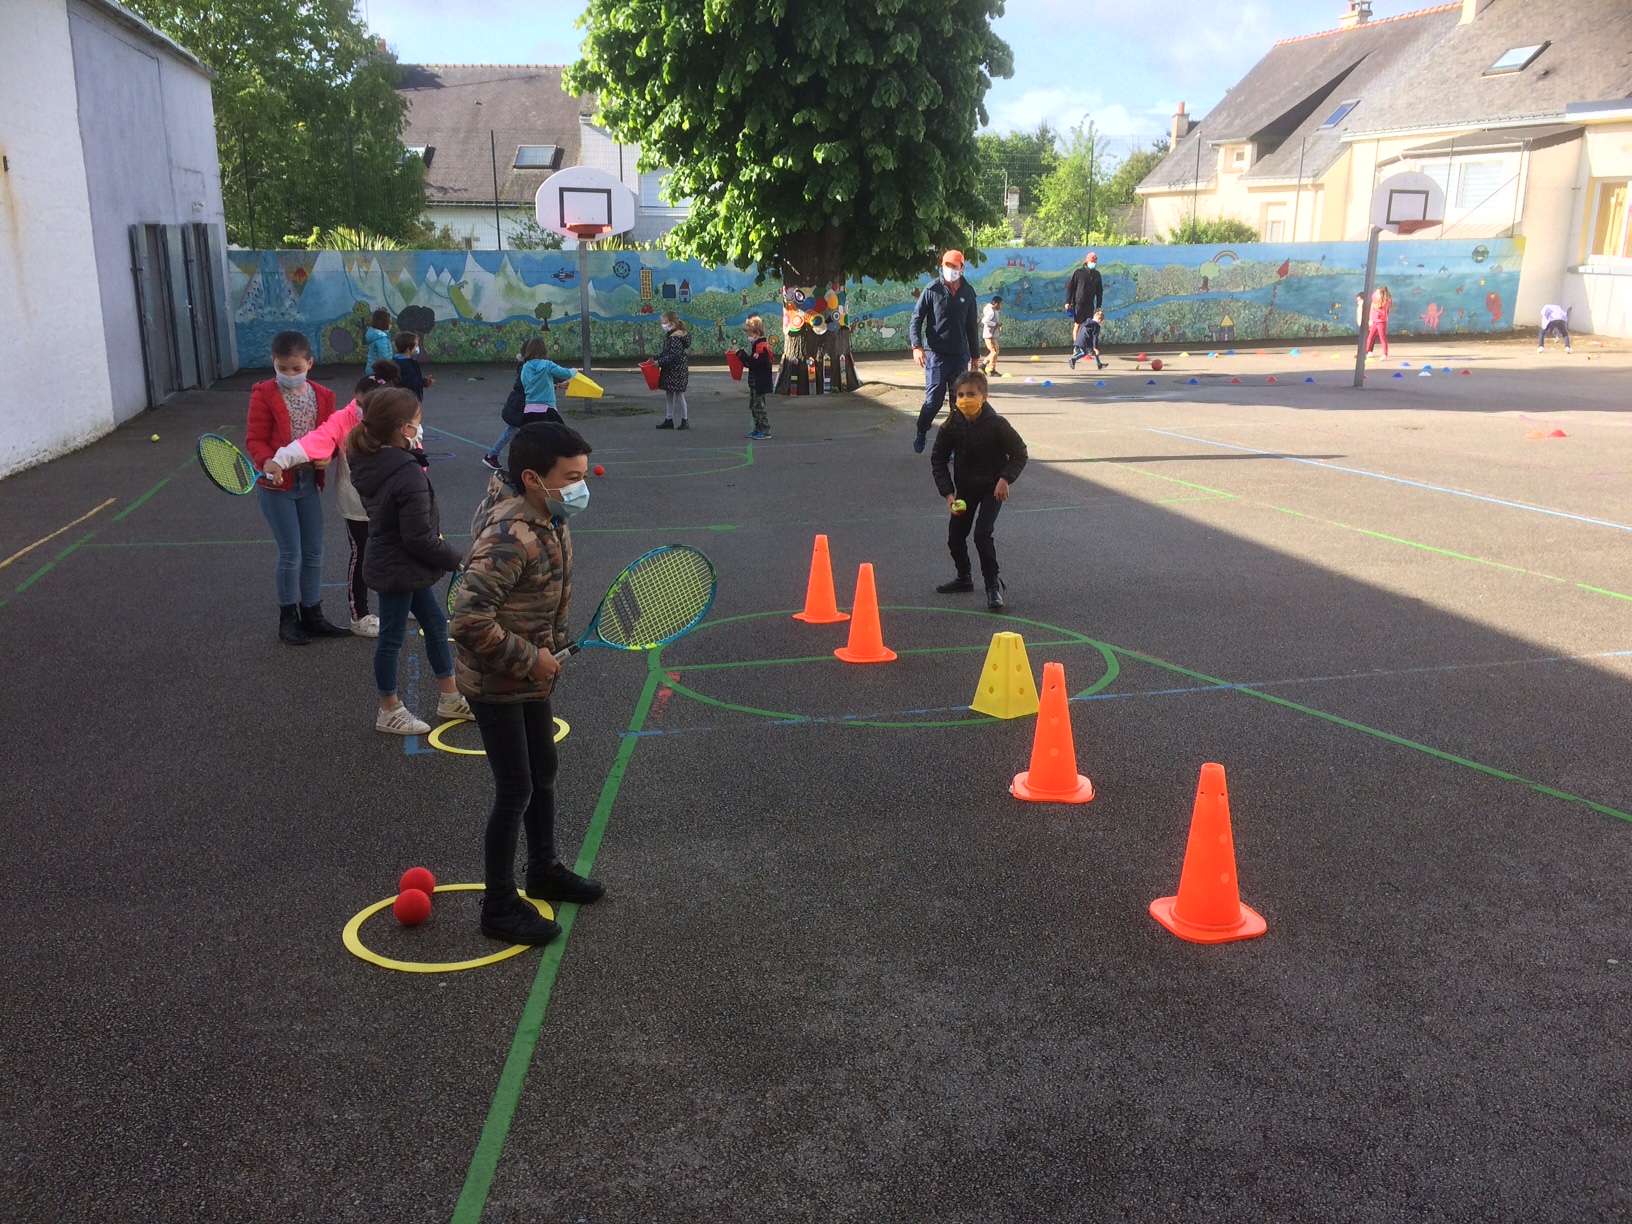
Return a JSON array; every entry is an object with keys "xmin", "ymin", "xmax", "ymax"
[
  {"xmin": 726, "ymin": 350, "xmax": 744, "ymax": 381},
  {"xmin": 639, "ymin": 360, "xmax": 660, "ymax": 390}
]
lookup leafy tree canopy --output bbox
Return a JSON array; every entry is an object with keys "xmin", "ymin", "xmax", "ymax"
[
  {"xmin": 1162, "ymin": 216, "xmax": 1261, "ymax": 244},
  {"xmin": 128, "ymin": 0, "xmax": 424, "ymax": 247},
  {"xmin": 975, "ymin": 123, "xmax": 1059, "ymax": 215},
  {"xmin": 566, "ymin": 0, "xmax": 1014, "ymax": 287},
  {"xmin": 1023, "ymin": 122, "xmax": 1110, "ymax": 246}
]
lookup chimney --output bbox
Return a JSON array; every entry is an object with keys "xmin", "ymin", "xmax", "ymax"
[
  {"xmin": 1171, "ymin": 102, "xmax": 1192, "ymax": 144},
  {"xmin": 1339, "ymin": 1, "xmax": 1372, "ymax": 29},
  {"xmin": 1460, "ymin": 0, "xmax": 1488, "ymax": 22}
]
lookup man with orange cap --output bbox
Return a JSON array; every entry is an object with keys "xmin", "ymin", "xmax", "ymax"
[{"xmin": 909, "ymin": 249, "xmax": 981, "ymax": 453}]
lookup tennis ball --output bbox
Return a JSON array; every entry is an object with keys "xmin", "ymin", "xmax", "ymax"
[
  {"xmin": 399, "ymin": 866, "xmax": 436, "ymax": 896},
  {"xmin": 393, "ymin": 888, "xmax": 432, "ymax": 926},
  {"xmin": 150, "ymin": 434, "xmax": 160, "ymax": 442},
  {"xmin": 952, "ymin": 499, "xmax": 967, "ymax": 514},
  {"xmin": 593, "ymin": 465, "xmax": 605, "ymax": 476}
]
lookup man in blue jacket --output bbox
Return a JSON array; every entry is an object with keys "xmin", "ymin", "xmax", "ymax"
[{"xmin": 909, "ymin": 249, "xmax": 981, "ymax": 454}]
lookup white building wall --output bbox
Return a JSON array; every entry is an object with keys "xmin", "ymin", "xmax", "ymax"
[
  {"xmin": 1560, "ymin": 121, "xmax": 1632, "ymax": 339},
  {"xmin": 0, "ymin": 0, "xmax": 118, "ymax": 479},
  {"xmin": 67, "ymin": 0, "xmax": 230, "ymax": 422}
]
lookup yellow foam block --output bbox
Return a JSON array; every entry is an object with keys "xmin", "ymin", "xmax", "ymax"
[
  {"xmin": 970, "ymin": 631, "xmax": 1040, "ymax": 719},
  {"xmin": 564, "ymin": 372, "xmax": 604, "ymax": 398}
]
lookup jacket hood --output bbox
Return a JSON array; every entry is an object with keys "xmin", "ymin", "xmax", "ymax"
[
  {"xmin": 348, "ymin": 444, "xmax": 423, "ymax": 500},
  {"xmin": 471, "ymin": 472, "xmax": 557, "ymax": 542}
]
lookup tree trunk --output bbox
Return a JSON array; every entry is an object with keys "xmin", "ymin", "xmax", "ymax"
[{"xmin": 774, "ymin": 225, "xmax": 858, "ymax": 395}]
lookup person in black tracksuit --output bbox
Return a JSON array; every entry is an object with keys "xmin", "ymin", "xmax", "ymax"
[
  {"xmin": 1065, "ymin": 252, "xmax": 1104, "ymax": 369},
  {"xmin": 930, "ymin": 369, "xmax": 1027, "ymax": 610}
]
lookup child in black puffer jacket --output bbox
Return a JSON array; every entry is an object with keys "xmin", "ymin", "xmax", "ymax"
[
  {"xmin": 346, "ymin": 386, "xmax": 471, "ymax": 736},
  {"xmin": 930, "ymin": 369, "xmax": 1028, "ymax": 610},
  {"xmin": 654, "ymin": 310, "xmax": 692, "ymax": 430}
]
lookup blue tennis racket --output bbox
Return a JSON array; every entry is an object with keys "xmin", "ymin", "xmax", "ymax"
[{"xmin": 554, "ymin": 545, "xmax": 716, "ymax": 662}]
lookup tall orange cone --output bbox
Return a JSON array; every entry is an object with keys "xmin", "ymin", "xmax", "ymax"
[
  {"xmin": 833, "ymin": 563, "xmax": 896, "ymax": 663},
  {"xmin": 1010, "ymin": 662, "xmax": 1094, "ymax": 803},
  {"xmin": 1149, "ymin": 763, "xmax": 1266, "ymax": 944},
  {"xmin": 793, "ymin": 534, "xmax": 849, "ymax": 624}
]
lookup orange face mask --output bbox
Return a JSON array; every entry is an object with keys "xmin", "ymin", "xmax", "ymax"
[{"xmin": 954, "ymin": 393, "xmax": 984, "ymax": 417}]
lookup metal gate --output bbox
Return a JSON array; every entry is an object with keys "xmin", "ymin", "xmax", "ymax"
[{"xmin": 130, "ymin": 222, "xmax": 237, "ymax": 408}]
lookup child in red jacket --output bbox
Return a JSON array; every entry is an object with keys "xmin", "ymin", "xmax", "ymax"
[{"xmin": 245, "ymin": 330, "xmax": 351, "ymax": 645}]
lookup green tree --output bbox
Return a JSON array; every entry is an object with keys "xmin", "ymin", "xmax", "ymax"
[
  {"xmin": 1024, "ymin": 122, "xmax": 1111, "ymax": 246},
  {"xmin": 508, "ymin": 217, "xmax": 565, "ymax": 251},
  {"xmin": 566, "ymin": 0, "xmax": 1013, "ymax": 385},
  {"xmin": 1162, "ymin": 216, "xmax": 1260, "ymax": 244},
  {"xmin": 975, "ymin": 123, "xmax": 1059, "ymax": 216},
  {"xmin": 1097, "ymin": 138, "xmax": 1167, "ymax": 223},
  {"xmin": 127, "ymin": 0, "xmax": 425, "ymax": 247}
]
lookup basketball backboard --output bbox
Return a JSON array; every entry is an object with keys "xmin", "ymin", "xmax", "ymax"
[
  {"xmin": 535, "ymin": 166, "xmax": 637, "ymax": 240},
  {"xmin": 1369, "ymin": 171, "xmax": 1445, "ymax": 235}
]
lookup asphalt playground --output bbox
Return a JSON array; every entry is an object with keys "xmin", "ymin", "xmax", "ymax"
[{"xmin": 2, "ymin": 334, "xmax": 1630, "ymax": 1221}]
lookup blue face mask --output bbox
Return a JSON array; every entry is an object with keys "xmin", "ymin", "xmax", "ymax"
[
  {"xmin": 274, "ymin": 370, "xmax": 308, "ymax": 389},
  {"xmin": 545, "ymin": 480, "xmax": 590, "ymax": 519}
]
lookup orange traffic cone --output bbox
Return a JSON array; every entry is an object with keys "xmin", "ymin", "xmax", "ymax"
[
  {"xmin": 833, "ymin": 563, "xmax": 896, "ymax": 663},
  {"xmin": 1010, "ymin": 662, "xmax": 1094, "ymax": 803},
  {"xmin": 793, "ymin": 534, "xmax": 849, "ymax": 624},
  {"xmin": 1149, "ymin": 763, "xmax": 1266, "ymax": 944}
]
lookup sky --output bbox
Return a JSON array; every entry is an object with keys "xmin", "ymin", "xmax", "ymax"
[{"xmin": 365, "ymin": 0, "xmax": 1445, "ymax": 153}]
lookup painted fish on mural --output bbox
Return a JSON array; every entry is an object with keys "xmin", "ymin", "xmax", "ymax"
[{"xmin": 1486, "ymin": 291, "xmax": 1504, "ymax": 324}]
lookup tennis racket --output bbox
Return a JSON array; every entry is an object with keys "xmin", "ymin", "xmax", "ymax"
[
  {"xmin": 446, "ymin": 568, "xmax": 464, "ymax": 617},
  {"xmin": 197, "ymin": 433, "xmax": 262, "ymax": 495},
  {"xmin": 554, "ymin": 545, "xmax": 716, "ymax": 662}
]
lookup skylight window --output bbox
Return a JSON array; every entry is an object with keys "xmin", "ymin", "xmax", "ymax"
[
  {"xmin": 1484, "ymin": 43, "xmax": 1548, "ymax": 75},
  {"xmin": 514, "ymin": 145, "xmax": 560, "ymax": 169},
  {"xmin": 401, "ymin": 145, "xmax": 433, "ymax": 167},
  {"xmin": 1319, "ymin": 100, "xmax": 1358, "ymax": 129}
]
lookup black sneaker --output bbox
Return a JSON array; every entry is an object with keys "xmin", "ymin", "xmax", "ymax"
[
  {"xmin": 913, "ymin": 431, "xmax": 927, "ymax": 454},
  {"xmin": 482, "ymin": 453, "xmax": 501, "ymax": 471},
  {"xmin": 986, "ymin": 581, "xmax": 1006, "ymax": 610},
  {"xmin": 278, "ymin": 604, "xmax": 310, "ymax": 646},
  {"xmin": 480, "ymin": 893, "xmax": 563, "ymax": 946},
  {"xmin": 677, "ymin": 419, "xmax": 690, "ymax": 430},
  {"xmin": 300, "ymin": 602, "xmax": 353, "ymax": 638},
  {"xmin": 936, "ymin": 576, "xmax": 975, "ymax": 594},
  {"xmin": 525, "ymin": 860, "xmax": 605, "ymax": 905},
  {"xmin": 656, "ymin": 418, "xmax": 675, "ymax": 430},
  {"xmin": 1069, "ymin": 354, "xmax": 1079, "ymax": 370}
]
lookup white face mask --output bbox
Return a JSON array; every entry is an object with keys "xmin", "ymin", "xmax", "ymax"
[
  {"xmin": 545, "ymin": 479, "xmax": 589, "ymax": 518},
  {"xmin": 275, "ymin": 371, "xmax": 308, "ymax": 389},
  {"xmin": 941, "ymin": 265, "xmax": 963, "ymax": 285},
  {"xmin": 407, "ymin": 424, "xmax": 424, "ymax": 448}
]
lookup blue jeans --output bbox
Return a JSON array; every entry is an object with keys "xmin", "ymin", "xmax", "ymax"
[
  {"xmin": 375, "ymin": 586, "xmax": 454, "ymax": 697},
  {"xmin": 256, "ymin": 468, "xmax": 323, "ymax": 606},
  {"xmin": 490, "ymin": 424, "xmax": 518, "ymax": 459},
  {"xmin": 916, "ymin": 349, "xmax": 968, "ymax": 435}
]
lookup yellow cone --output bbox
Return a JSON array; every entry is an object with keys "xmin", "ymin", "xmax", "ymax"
[
  {"xmin": 563, "ymin": 372, "xmax": 604, "ymax": 398},
  {"xmin": 969, "ymin": 631, "xmax": 1040, "ymax": 719}
]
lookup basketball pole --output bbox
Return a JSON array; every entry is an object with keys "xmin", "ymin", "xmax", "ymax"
[
  {"xmin": 578, "ymin": 239, "xmax": 592, "ymax": 374},
  {"xmin": 1352, "ymin": 224, "xmax": 1380, "ymax": 389}
]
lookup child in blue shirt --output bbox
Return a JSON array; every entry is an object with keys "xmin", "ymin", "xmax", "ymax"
[
  {"xmin": 364, "ymin": 309, "xmax": 395, "ymax": 366},
  {"xmin": 484, "ymin": 338, "xmax": 576, "ymax": 470}
]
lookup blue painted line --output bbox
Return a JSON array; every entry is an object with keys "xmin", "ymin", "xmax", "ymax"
[{"xmin": 1144, "ymin": 428, "xmax": 1632, "ymax": 533}]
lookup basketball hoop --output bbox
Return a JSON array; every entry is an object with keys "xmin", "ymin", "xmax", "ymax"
[
  {"xmin": 566, "ymin": 222, "xmax": 612, "ymax": 240},
  {"xmin": 1369, "ymin": 172, "xmax": 1445, "ymax": 236},
  {"xmin": 535, "ymin": 167, "xmax": 636, "ymax": 241}
]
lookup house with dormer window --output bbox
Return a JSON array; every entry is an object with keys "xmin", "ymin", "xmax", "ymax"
[{"xmin": 1137, "ymin": 0, "xmax": 1632, "ymax": 336}]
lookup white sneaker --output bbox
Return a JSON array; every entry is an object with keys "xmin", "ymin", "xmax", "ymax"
[
  {"xmin": 436, "ymin": 692, "xmax": 473, "ymax": 722},
  {"xmin": 376, "ymin": 703, "xmax": 431, "ymax": 736},
  {"xmin": 351, "ymin": 614, "xmax": 380, "ymax": 637}
]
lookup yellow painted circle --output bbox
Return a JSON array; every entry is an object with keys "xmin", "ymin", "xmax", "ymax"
[
  {"xmin": 342, "ymin": 883, "xmax": 556, "ymax": 974},
  {"xmin": 426, "ymin": 717, "xmax": 568, "ymax": 756}
]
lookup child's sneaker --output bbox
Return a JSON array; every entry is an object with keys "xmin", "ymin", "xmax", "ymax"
[
  {"xmin": 482, "ymin": 454, "xmax": 502, "ymax": 471},
  {"xmin": 1068, "ymin": 354, "xmax": 1079, "ymax": 369},
  {"xmin": 936, "ymin": 575, "xmax": 975, "ymax": 594},
  {"xmin": 656, "ymin": 418, "xmax": 675, "ymax": 430},
  {"xmin": 746, "ymin": 429, "xmax": 771, "ymax": 440},
  {"xmin": 376, "ymin": 703, "xmax": 431, "ymax": 736},
  {"xmin": 436, "ymin": 692, "xmax": 473, "ymax": 722},
  {"xmin": 677, "ymin": 419, "xmax": 690, "ymax": 430},
  {"xmin": 351, "ymin": 614, "xmax": 379, "ymax": 637}
]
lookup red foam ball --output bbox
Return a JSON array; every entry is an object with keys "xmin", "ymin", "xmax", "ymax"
[
  {"xmin": 1150, "ymin": 358, "xmax": 1163, "ymax": 371},
  {"xmin": 593, "ymin": 465, "xmax": 605, "ymax": 476},
  {"xmin": 394, "ymin": 888, "xmax": 432, "ymax": 926},
  {"xmin": 399, "ymin": 866, "xmax": 436, "ymax": 896}
]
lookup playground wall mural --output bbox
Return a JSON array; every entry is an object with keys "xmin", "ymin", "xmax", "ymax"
[{"xmin": 229, "ymin": 239, "xmax": 1524, "ymax": 367}]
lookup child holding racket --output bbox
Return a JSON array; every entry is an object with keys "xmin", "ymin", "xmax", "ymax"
[
  {"xmin": 452, "ymin": 420, "xmax": 603, "ymax": 946},
  {"xmin": 345, "ymin": 387, "xmax": 471, "ymax": 735},
  {"xmin": 245, "ymin": 330, "xmax": 352, "ymax": 645}
]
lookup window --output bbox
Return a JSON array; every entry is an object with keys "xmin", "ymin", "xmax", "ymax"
[
  {"xmin": 401, "ymin": 145, "xmax": 433, "ymax": 168},
  {"xmin": 1592, "ymin": 181, "xmax": 1631, "ymax": 258},
  {"xmin": 1455, "ymin": 160, "xmax": 1504, "ymax": 209},
  {"xmin": 1266, "ymin": 219, "xmax": 1286, "ymax": 242},
  {"xmin": 513, "ymin": 145, "xmax": 559, "ymax": 169},
  {"xmin": 640, "ymin": 170, "xmax": 670, "ymax": 208},
  {"xmin": 1319, "ymin": 100, "xmax": 1358, "ymax": 129},
  {"xmin": 1484, "ymin": 43, "xmax": 1548, "ymax": 75}
]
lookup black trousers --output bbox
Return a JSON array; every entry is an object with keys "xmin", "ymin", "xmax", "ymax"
[
  {"xmin": 948, "ymin": 487, "xmax": 1002, "ymax": 584},
  {"xmin": 1541, "ymin": 319, "xmax": 1571, "ymax": 346},
  {"xmin": 470, "ymin": 697, "xmax": 558, "ymax": 902},
  {"xmin": 345, "ymin": 518, "xmax": 370, "ymax": 620}
]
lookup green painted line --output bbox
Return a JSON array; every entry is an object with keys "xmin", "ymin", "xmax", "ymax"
[
  {"xmin": 678, "ymin": 637, "xmax": 1089, "ymax": 673},
  {"xmin": 113, "ymin": 477, "xmax": 170, "ymax": 521},
  {"xmin": 1108, "ymin": 644, "xmax": 1632, "ymax": 823},
  {"xmin": 13, "ymin": 561, "xmax": 54, "ymax": 594},
  {"xmin": 1577, "ymin": 584, "xmax": 1632, "ymax": 602},
  {"xmin": 450, "ymin": 659, "xmax": 665, "ymax": 1223}
]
